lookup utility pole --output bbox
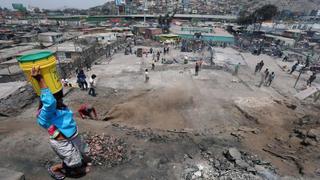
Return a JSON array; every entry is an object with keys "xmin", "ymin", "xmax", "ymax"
[
  {"xmin": 144, "ymin": 0, "xmax": 147, "ymax": 25},
  {"xmin": 294, "ymin": 68, "xmax": 304, "ymax": 88},
  {"xmin": 294, "ymin": 54, "xmax": 312, "ymax": 88}
]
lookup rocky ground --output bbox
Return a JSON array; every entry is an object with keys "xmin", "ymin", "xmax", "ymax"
[{"xmin": 0, "ymin": 46, "xmax": 319, "ymax": 179}]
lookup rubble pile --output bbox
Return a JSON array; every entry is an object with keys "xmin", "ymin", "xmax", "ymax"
[
  {"xmin": 294, "ymin": 127, "xmax": 320, "ymax": 146},
  {"xmin": 83, "ymin": 133, "xmax": 128, "ymax": 167},
  {"xmin": 293, "ymin": 115, "xmax": 320, "ymax": 146},
  {"xmin": 183, "ymin": 148, "xmax": 278, "ymax": 180},
  {"xmin": 111, "ymin": 123, "xmax": 170, "ymax": 143}
]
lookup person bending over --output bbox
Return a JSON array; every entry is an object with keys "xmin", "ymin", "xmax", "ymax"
[{"xmin": 78, "ymin": 104, "xmax": 97, "ymax": 120}]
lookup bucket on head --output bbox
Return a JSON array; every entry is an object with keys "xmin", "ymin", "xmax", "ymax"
[{"xmin": 17, "ymin": 51, "xmax": 62, "ymax": 96}]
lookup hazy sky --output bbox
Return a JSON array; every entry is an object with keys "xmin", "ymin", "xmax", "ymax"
[{"xmin": 1, "ymin": 0, "xmax": 109, "ymax": 9}]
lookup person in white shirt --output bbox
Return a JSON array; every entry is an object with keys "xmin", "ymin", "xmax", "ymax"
[
  {"xmin": 88, "ymin": 74, "xmax": 97, "ymax": 96},
  {"xmin": 145, "ymin": 69, "xmax": 149, "ymax": 83}
]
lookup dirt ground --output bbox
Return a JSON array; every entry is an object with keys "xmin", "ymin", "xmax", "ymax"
[{"xmin": 0, "ymin": 46, "xmax": 320, "ymax": 179}]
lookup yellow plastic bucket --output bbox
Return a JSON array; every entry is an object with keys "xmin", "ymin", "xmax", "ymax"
[{"xmin": 17, "ymin": 51, "xmax": 62, "ymax": 96}]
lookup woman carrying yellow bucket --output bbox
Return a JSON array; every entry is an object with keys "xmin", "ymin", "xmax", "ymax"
[
  {"xmin": 18, "ymin": 52, "xmax": 89, "ymax": 178},
  {"xmin": 17, "ymin": 51, "xmax": 62, "ymax": 96}
]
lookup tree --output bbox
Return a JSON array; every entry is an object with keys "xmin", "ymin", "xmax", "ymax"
[
  {"xmin": 34, "ymin": 7, "xmax": 40, "ymax": 13},
  {"xmin": 158, "ymin": 8, "xmax": 177, "ymax": 34},
  {"xmin": 237, "ymin": 4, "xmax": 278, "ymax": 33},
  {"xmin": 237, "ymin": 10, "xmax": 254, "ymax": 26},
  {"xmin": 237, "ymin": 5, "xmax": 278, "ymax": 26},
  {"xmin": 254, "ymin": 4, "xmax": 278, "ymax": 23},
  {"xmin": 254, "ymin": 5, "xmax": 278, "ymax": 31}
]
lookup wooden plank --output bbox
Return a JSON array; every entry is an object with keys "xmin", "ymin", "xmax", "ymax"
[{"xmin": 294, "ymin": 87, "xmax": 318, "ymax": 100}]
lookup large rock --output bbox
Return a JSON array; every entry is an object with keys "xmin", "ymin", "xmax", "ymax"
[
  {"xmin": 302, "ymin": 138, "xmax": 317, "ymax": 146},
  {"xmin": 0, "ymin": 168, "xmax": 25, "ymax": 180},
  {"xmin": 307, "ymin": 128, "xmax": 320, "ymax": 141},
  {"xmin": 225, "ymin": 148, "xmax": 242, "ymax": 161}
]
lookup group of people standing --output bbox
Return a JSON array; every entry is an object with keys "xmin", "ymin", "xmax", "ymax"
[
  {"xmin": 255, "ymin": 60, "xmax": 276, "ymax": 87},
  {"xmin": 163, "ymin": 47, "xmax": 170, "ymax": 55},
  {"xmin": 152, "ymin": 47, "xmax": 168, "ymax": 62},
  {"xmin": 76, "ymin": 69, "xmax": 97, "ymax": 97},
  {"xmin": 145, "ymin": 46, "xmax": 171, "ymax": 82},
  {"xmin": 258, "ymin": 68, "xmax": 275, "ymax": 87},
  {"xmin": 254, "ymin": 60, "xmax": 265, "ymax": 74},
  {"xmin": 153, "ymin": 51, "xmax": 161, "ymax": 62}
]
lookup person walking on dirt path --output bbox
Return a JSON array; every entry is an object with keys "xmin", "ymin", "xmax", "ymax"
[
  {"xmin": 88, "ymin": 74, "xmax": 97, "ymax": 97},
  {"xmin": 266, "ymin": 72, "xmax": 275, "ymax": 86},
  {"xmin": 31, "ymin": 66, "xmax": 89, "ymax": 180},
  {"xmin": 78, "ymin": 104, "xmax": 98, "ymax": 120},
  {"xmin": 77, "ymin": 69, "xmax": 88, "ymax": 91},
  {"xmin": 234, "ymin": 63, "xmax": 240, "ymax": 76},
  {"xmin": 258, "ymin": 68, "xmax": 269, "ymax": 87},
  {"xmin": 290, "ymin": 62, "xmax": 299, "ymax": 74},
  {"xmin": 254, "ymin": 63, "xmax": 260, "ymax": 74},
  {"xmin": 145, "ymin": 69, "xmax": 149, "ymax": 82},
  {"xmin": 264, "ymin": 68, "xmax": 269, "ymax": 80},
  {"xmin": 307, "ymin": 73, "xmax": 316, "ymax": 86},
  {"xmin": 156, "ymin": 51, "xmax": 160, "ymax": 62},
  {"xmin": 258, "ymin": 60, "xmax": 264, "ymax": 72},
  {"xmin": 282, "ymin": 55, "xmax": 288, "ymax": 62},
  {"xmin": 195, "ymin": 62, "xmax": 199, "ymax": 76},
  {"xmin": 151, "ymin": 60, "xmax": 155, "ymax": 71}
]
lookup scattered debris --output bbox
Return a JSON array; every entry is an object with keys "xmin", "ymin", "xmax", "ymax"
[
  {"xmin": 293, "ymin": 119, "xmax": 320, "ymax": 147},
  {"xmin": 238, "ymin": 126, "xmax": 260, "ymax": 134},
  {"xmin": 167, "ymin": 129, "xmax": 189, "ymax": 134},
  {"xmin": 83, "ymin": 133, "xmax": 128, "ymax": 167},
  {"xmin": 110, "ymin": 123, "xmax": 171, "ymax": 143},
  {"xmin": 295, "ymin": 115, "xmax": 320, "ymax": 126},
  {"xmin": 183, "ymin": 147, "xmax": 277, "ymax": 180},
  {"xmin": 285, "ymin": 103, "xmax": 297, "ymax": 110}
]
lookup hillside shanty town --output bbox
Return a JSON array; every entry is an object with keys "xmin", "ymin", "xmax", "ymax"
[{"xmin": 0, "ymin": 0, "xmax": 320, "ymax": 179}]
